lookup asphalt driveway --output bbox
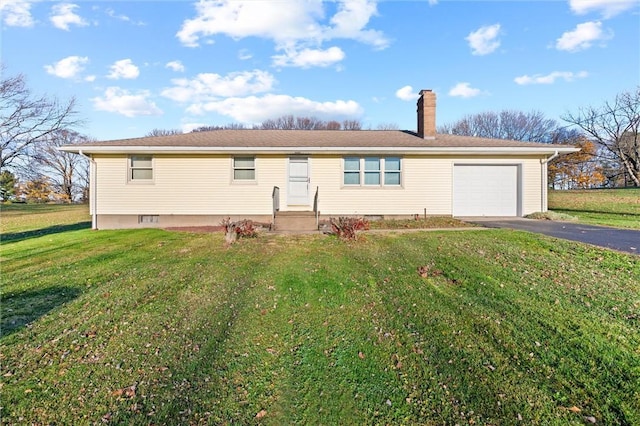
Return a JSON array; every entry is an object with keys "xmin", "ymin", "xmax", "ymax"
[{"xmin": 469, "ymin": 219, "xmax": 640, "ymax": 255}]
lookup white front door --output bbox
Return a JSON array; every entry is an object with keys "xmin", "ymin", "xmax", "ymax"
[{"xmin": 288, "ymin": 157, "xmax": 309, "ymax": 205}]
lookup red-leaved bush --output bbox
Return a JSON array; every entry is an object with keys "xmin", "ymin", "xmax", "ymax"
[
  {"xmin": 221, "ymin": 217, "xmax": 257, "ymax": 245},
  {"xmin": 329, "ymin": 217, "xmax": 370, "ymax": 241}
]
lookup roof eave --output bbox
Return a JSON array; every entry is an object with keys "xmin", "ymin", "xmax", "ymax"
[{"xmin": 59, "ymin": 145, "xmax": 580, "ymax": 156}]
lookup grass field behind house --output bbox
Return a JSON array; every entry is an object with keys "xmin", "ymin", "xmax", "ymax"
[
  {"xmin": 1, "ymin": 203, "xmax": 639, "ymax": 425},
  {"xmin": 549, "ymin": 188, "xmax": 640, "ymax": 229},
  {"xmin": 0, "ymin": 203, "xmax": 91, "ymax": 237}
]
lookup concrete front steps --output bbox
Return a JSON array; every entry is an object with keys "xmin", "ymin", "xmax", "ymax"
[{"xmin": 273, "ymin": 211, "xmax": 318, "ymax": 232}]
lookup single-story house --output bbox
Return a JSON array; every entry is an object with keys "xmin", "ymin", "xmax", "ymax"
[{"xmin": 61, "ymin": 90, "xmax": 579, "ymax": 230}]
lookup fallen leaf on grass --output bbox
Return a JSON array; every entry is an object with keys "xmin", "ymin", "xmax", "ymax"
[
  {"xmin": 358, "ymin": 352, "xmax": 365, "ymax": 359},
  {"xmin": 417, "ymin": 266, "xmax": 430, "ymax": 278},
  {"xmin": 111, "ymin": 384, "xmax": 136, "ymax": 399},
  {"xmin": 255, "ymin": 409, "xmax": 267, "ymax": 419},
  {"xmin": 568, "ymin": 406, "xmax": 581, "ymax": 413}
]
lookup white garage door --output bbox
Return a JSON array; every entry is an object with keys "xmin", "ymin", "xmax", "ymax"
[{"xmin": 453, "ymin": 165, "xmax": 519, "ymax": 216}]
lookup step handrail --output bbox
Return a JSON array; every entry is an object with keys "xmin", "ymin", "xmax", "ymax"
[
  {"xmin": 272, "ymin": 186, "xmax": 280, "ymax": 224},
  {"xmin": 313, "ymin": 186, "xmax": 319, "ymax": 228}
]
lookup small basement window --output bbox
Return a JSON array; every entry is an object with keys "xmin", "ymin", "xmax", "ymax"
[{"xmin": 139, "ymin": 215, "xmax": 159, "ymax": 224}]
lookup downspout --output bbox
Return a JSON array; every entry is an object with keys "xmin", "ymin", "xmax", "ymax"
[
  {"xmin": 540, "ymin": 150, "xmax": 559, "ymax": 212},
  {"xmin": 79, "ymin": 150, "xmax": 97, "ymax": 230}
]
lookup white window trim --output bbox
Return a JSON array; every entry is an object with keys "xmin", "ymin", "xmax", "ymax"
[
  {"xmin": 231, "ymin": 156, "xmax": 257, "ymax": 184},
  {"xmin": 127, "ymin": 155, "xmax": 154, "ymax": 184},
  {"xmin": 342, "ymin": 156, "xmax": 403, "ymax": 188}
]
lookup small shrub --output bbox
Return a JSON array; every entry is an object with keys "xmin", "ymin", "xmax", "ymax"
[
  {"xmin": 221, "ymin": 217, "xmax": 257, "ymax": 245},
  {"xmin": 329, "ymin": 216, "xmax": 370, "ymax": 241}
]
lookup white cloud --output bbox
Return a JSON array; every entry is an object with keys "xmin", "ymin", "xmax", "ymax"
[
  {"xmin": 325, "ymin": 0, "xmax": 389, "ymax": 49},
  {"xmin": 50, "ymin": 3, "xmax": 88, "ymax": 31},
  {"xmin": 176, "ymin": 0, "xmax": 324, "ymax": 47},
  {"xmin": 272, "ymin": 46, "xmax": 345, "ymax": 68},
  {"xmin": 0, "ymin": 0, "xmax": 34, "ymax": 27},
  {"xmin": 161, "ymin": 70, "xmax": 275, "ymax": 103},
  {"xmin": 395, "ymin": 85, "xmax": 416, "ymax": 101},
  {"xmin": 238, "ymin": 49, "xmax": 253, "ymax": 60},
  {"xmin": 466, "ymin": 24, "xmax": 501, "ymax": 55},
  {"xmin": 175, "ymin": 0, "xmax": 387, "ymax": 67},
  {"xmin": 448, "ymin": 82, "xmax": 482, "ymax": 98},
  {"xmin": 555, "ymin": 21, "xmax": 611, "ymax": 52},
  {"xmin": 92, "ymin": 87, "xmax": 162, "ymax": 118},
  {"xmin": 107, "ymin": 59, "xmax": 140, "ymax": 80},
  {"xmin": 44, "ymin": 56, "xmax": 89, "ymax": 79},
  {"xmin": 185, "ymin": 94, "xmax": 362, "ymax": 123},
  {"xmin": 514, "ymin": 71, "xmax": 589, "ymax": 85},
  {"xmin": 569, "ymin": 0, "xmax": 637, "ymax": 18},
  {"xmin": 166, "ymin": 60, "xmax": 186, "ymax": 72},
  {"xmin": 181, "ymin": 122, "xmax": 207, "ymax": 133},
  {"xmin": 85, "ymin": 75, "xmax": 96, "ymax": 82}
]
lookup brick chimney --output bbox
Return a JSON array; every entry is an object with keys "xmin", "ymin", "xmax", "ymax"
[{"xmin": 417, "ymin": 89, "xmax": 436, "ymax": 139}]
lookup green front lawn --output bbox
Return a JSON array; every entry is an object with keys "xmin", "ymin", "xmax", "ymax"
[
  {"xmin": 2, "ymin": 223, "xmax": 638, "ymax": 424},
  {"xmin": 549, "ymin": 188, "xmax": 640, "ymax": 229}
]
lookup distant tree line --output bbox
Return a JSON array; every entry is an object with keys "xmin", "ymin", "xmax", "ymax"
[{"xmin": 438, "ymin": 88, "xmax": 640, "ymax": 189}]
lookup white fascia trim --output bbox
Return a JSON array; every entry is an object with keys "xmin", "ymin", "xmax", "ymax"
[{"xmin": 60, "ymin": 146, "xmax": 581, "ymax": 155}]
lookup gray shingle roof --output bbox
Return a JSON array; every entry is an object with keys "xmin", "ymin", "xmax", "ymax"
[{"xmin": 61, "ymin": 130, "xmax": 578, "ymax": 154}]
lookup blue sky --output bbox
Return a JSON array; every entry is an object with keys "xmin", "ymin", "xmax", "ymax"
[{"xmin": 2, "ymin": 0, "xmax": 639, "ymax": 141}]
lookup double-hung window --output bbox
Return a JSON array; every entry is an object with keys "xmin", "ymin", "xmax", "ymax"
[
  {"xmin": 233, "ymin": 157, "xmax": 256, "ymax": 181},
  {"xmin": 129, "ymin": 156, "xmax": 153, "ymax": 181},
  {"xmin": 343, "ymin": 157, "xmax": 402, "ymax": 187},
  {"xmin": 384, "ymin": 157, "xmax": 401, "ymax": 185},
  {"xmin": 344, "ymin": 157, "xmax": 360, "ymax": 185},
  {"xmin": 364, "ymin": 157, "xmax": 381, "ymax": 185}
]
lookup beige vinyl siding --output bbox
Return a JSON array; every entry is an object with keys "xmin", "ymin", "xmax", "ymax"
[
  {"xmin": 311, "ymin": 156, "xmax": 433, "ymax": 216},
  {"xmin": 94, "ymin": 155, "xmax": 287, "ymax": 215},
  {"xmin": 310, "ymin": 155, "xmax": 544, "ymax": 217},
  {"xmin": 93, "ymin": 153, "xmax": 545, "ymax": 218}
]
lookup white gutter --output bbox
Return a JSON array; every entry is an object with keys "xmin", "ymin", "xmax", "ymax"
[
  {"xmin": 61, "ymin": 145, "xmax": 580, "ymax": 156},
  {"xmin": 540, "ymin": 150, "xmax": 559, "ymax": 212},
  {"xmin": 79, "ymin": 150, "xmax": 97, "ymax": 230}
]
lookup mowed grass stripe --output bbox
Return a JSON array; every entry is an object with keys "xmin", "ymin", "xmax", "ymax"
[{"xmin": 349, "ymin": 232, "xmax": 640, "ymax": 424}]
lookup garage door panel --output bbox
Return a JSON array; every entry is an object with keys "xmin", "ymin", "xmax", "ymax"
[{"xmin": 453, "ymin": 165, "xmax": 519, "ymax": 216}]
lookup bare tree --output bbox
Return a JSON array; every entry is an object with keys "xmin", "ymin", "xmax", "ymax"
[
  {"xmin": 342, "ymin": 119, "xmax": 362, "ymax": 130},
  {"xmin": 261, "ymin": 115, "xmax": 296, "ymax": 129},
  {"xmin": 562, "ymin": 87, "xmax": 640, "ymax": 187},
  {"xmin": 376, "ymin": 122, "xmax": 400, "ymax": 130},
  {"xmin": 146, "ymin": 128, "xmax": 183, "ymax": 137},
  {"xmin": 438, "ymin": 110, "xmax": 557, "ymax": 142},
  {"xmin": 326, "ymin": 120, "xmax": 341, "ymax": 130},
  {"xmin": 31, "ymin": 129, "xmax": 90, "ymax": 202},
  {"xmin": 1, "ymin": 67, "xmax": 79, "ymax": 171},
  {"xmin": 260, "ymin": 115, "xmax": 361, "ymax": 130}
]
